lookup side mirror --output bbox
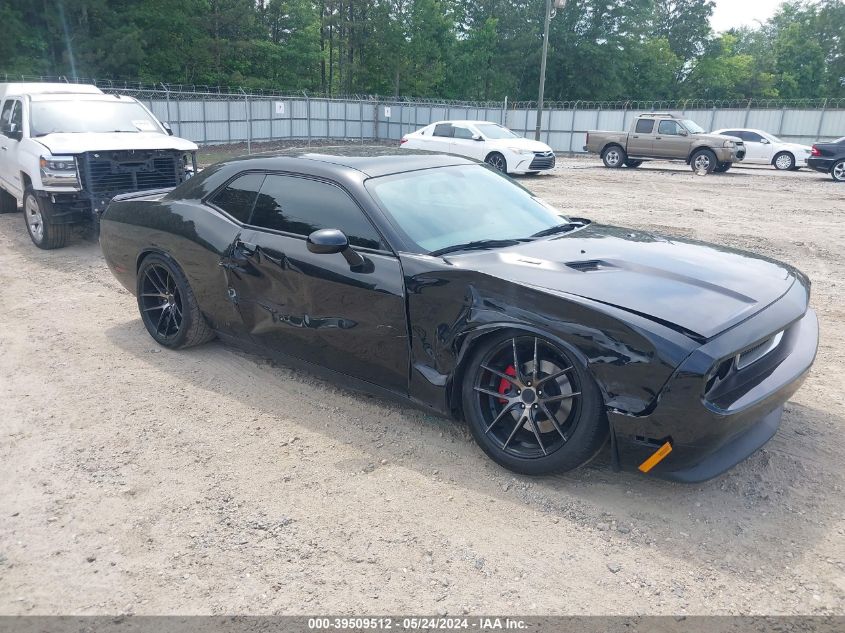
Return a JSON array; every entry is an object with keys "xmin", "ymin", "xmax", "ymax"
[
  {"xmin": 760, "ymin": 138, "xmax": 770, "ymax": 144},
  {"xmin": 161, "ymin": 122, "xmax": 174, "ymax": 136},
  {"xmin": 307, "ymin": 228, "xmax": 366, "ymax": 269},
  {"xmin": 472, "ymin": 134, "xmax": 484, "ymax": 141},
  {"xmin": 7, "ymin": 123, "xmax": 22, "ymax": 141},
  {"xmin": 679, "ymin": 129, "xmax": 689, "ymax": 137}
]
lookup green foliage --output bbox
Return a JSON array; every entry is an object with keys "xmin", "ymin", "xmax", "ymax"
[{"xmin": 1, "ymin": 0, "xmax": 843, "ymax": 101}]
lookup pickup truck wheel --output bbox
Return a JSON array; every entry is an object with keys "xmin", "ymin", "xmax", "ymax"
[
  {"xmin": 601, "ymin": 146, "xmax": 626, "ymax": 168},
  {"xmin": 0, "ymin": 189, "xmax": 18, "ymax": 213},
  {"xmin": 137, "ymin": 253, "xmax": 216, "ymax": 349},
  {"xmin": 773, "ymin": 152, "xmax": 795, "ymax": 171},
  {"xmin": 23, "ymin": 189, "xmax": 68, "ymax": 250},
  {"xmin": 625, "ymin": 160, "xmax": 643, "ymax": 168},
  {"xmin": 690, "ymin": 149, "xmax": 716, "ymax": 174},
  {"xmin": 714, "ymin": 162, "xmax": 732, "ymax": 173}
]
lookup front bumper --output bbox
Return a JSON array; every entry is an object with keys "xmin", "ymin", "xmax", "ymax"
[
  {"xmin": 807, "ymin": 157, "xmax": 836, "ymax": 173},
  {"xmin": 714, "ymin": 146, "xmax": 745, "ymax": 163},
  {"xmin": 36, "ymin": 190, "xmax": 110, "ymax": 225},
  {"xmin": 611, "ymin": 282, "xmax": 818, "ymax": 482},
  {"xmin": 513, "ymin": 152, "xmax": 556, "ymax": 173}
]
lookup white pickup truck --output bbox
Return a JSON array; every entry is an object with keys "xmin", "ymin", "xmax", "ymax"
[{"xmin": 0, "ymin": 83, "xmax": 198, "ymax": 249}]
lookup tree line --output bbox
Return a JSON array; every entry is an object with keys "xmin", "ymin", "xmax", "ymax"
[{"xmin": 1, "ymin": 0, "xmax": 843, "ymax": 101}]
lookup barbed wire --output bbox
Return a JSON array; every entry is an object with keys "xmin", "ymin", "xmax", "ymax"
[{"xmin": 2, "ymin": 73, "xmax": 843, "ymax": 110}]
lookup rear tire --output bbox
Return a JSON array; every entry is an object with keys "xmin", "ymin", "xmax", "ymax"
[
  {"xmin": 690, "ymin": 149, "xmax": 717, "ymax": 174},
  {"xmin": 0, "ymin": 188, "xmax": 17, "ymax": 213},
  {"xmin": 23, "ymin": 189, "xmax": 68, "ymax": 249},
  {"xmin": 832, "ymin": 159, "xmax": 845, "ymax": 183},
  {"xmin": 136, "ymin": 253, "xmax": 216, "ymax": 349},
  {"xmin": 462, "ymin": 330, "xmax": 607, "ymax": 475},
  {"xmin": 601, "ymin": 145, "xmax": 626, "ymax": 168},
  {"xmin": 773, "ymin": 152, "xmax": 795, "ymax": 171}
]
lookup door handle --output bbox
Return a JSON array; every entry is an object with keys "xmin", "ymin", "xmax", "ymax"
[
  {"xmin": 1, "ymin": 146, "xmax": 7, "ymax": 151},
  {"xmin": 632, "ymin": 135, "xmax": 639, "ymax": 138},
  {"xmin": 655, "ymin": 137, "xmax": 662, "ymax": 140}
]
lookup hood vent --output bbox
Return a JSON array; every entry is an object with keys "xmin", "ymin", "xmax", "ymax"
[{"xmin": 566, "ymin": 259, "xmax": 613, "ymax": 273}]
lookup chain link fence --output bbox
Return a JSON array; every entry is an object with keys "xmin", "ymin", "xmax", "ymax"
[{"xmin": 4, "ymin": 73, "xmax": 845, "ymax": 151}]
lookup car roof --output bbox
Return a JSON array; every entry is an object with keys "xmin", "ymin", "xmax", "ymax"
[
  {"xmin": 427, "ymin": 120, "xmax": 498, "ymax": 126},
  {"xmin": 28, "ymin": 93, "xmax": 139, "ymax": 103},
  {"xmin": 0, "ymin": 82, "xmax": 104, "ymax": 97},
  {"xmin": 216, "ymin": 145, "xmax": 478, "ymax": 178}
]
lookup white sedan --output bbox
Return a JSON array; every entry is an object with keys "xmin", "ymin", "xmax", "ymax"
[
  {"xmin": 711, "ymin": 128, "xmax": 813, "ymax": 170},
  {"xmin": 400, "ymin": 120, "xmax": 556, "ymax": 175}
]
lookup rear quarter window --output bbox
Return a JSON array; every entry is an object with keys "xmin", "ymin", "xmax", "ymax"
[
  {"xmin": 209, "ymin": 173, "xmax": 265, "ymax": 223},
  {"xmin": 635, "ymin": 119, "xmax": 655, "ymax": 134}
]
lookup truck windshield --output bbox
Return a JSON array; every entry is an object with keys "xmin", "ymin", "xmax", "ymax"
[
  {"xmin": 475, "ymin": 124, "xmax": 520, "ymax": 139},
  {"xmin": 29, "ymin": 99, "xmax": 163, "ymax": 136},
  {"xmin": 366, "ymin": 164, "xmax": 569, "ymax": 253},
  {"xmin": 682, "ymin": 120, "xmax": 706, "ymax": 134}
]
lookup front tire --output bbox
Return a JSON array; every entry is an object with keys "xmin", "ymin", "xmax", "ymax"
[
  {"xmin": 690, "ymin": 149, "xmax": 717, "ymax": 174},
  {"xmin": 714, "ymin": 162, "xmax": 732, "ymax": 173},
  {"xmin": 485, "ymin": 152, "xmax": 508, "ymax": 173},
  {"xmin": 602, "ymin": 145, "xmax": 626, "ymax": 168},
  {"xmin": 773, "ymin": 152, "xmax": 795, "ymax": 171},
  {"xmin": 24, "ymin": 189, "xmax": 68, "ymax": 249},
  {"xmin": 136, "ymin": 253, "xmax": 215, "ymax": 349},
  {"xmin": 832, "ymin": 159, "xmax": 845, "ymax": 182},
  {"xmin": 462, "ymin": 331, "xmax": 607, "ymax": 475}
]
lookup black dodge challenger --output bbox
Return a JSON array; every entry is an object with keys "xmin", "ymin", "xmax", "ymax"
[{"xmin": 100, "ymin": 147, "xmax": 818, "ymax": 482}]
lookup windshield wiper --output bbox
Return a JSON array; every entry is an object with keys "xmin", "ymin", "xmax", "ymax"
[{"xmin": 429, "ymin": 238, "xmax": 527, "ymax": 257}]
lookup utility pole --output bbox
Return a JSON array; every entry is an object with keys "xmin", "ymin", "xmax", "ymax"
[{"xmin": 535, "ymin": 0, "xmax": 566, "ymax": 141}]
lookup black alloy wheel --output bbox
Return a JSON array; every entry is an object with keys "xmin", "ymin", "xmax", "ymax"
[
  {"xmin": 463, "ymin": 332, "xmax": 606, "ymax": 474},
  {"xmin": 485, "ymin": 152, "xmax": 508, "ymax": 173}
]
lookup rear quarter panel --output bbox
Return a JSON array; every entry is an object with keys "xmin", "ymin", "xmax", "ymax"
[
  {"xmin": 100, "ymin": 198, "xmax": 243, "ymax": 332},
  {"xmin": 586, "ymin": 131, "xmax": 628, "ymax": 154}
]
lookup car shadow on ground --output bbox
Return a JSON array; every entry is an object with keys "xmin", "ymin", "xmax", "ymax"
[{"xmin": 103, "ymin": 320, "xmax": 843, "ymax": 578}]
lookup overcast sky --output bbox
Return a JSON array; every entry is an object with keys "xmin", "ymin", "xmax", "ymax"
[{"xmin": 710, "ymin": 0, "xmax": 784, "ymax": 32}]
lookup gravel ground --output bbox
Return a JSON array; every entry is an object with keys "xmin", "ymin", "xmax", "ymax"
[{"xmin": 0, "ymin": 155, "xmax": 843, "ymax": 616}]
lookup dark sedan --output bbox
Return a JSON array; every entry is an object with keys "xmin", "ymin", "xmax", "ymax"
[
  {"xmin": 808, "ymin": 136, "xmax": 845, "ymax": 181},
  {"xmin": 99, "ymin": 147, "xmax": 818, "ymax": 482}
]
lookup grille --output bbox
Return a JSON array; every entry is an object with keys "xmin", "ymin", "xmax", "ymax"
[
  {"xmin": 529, "ymin": 151, "xmax": 556, "ymax": 170},
  {"xmin": 566, "ymin": 259, "xmax": 612, "ymax": 272},
  {"xmin": 80, "ymin": 150, "xmax": 182, "ymax": 196}
]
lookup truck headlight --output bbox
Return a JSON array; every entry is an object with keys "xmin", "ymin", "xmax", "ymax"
[
  {"xmin": 40, "ymin": 155, "xmax": 80, "ymax": 188},
  {"xmin": 723, "ymin": 140, "xmax": 736, "ymax": 148}
]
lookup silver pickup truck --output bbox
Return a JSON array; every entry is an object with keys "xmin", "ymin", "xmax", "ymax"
[{"xmin": 584, "ymin": 113, "xmax": 746, "ymax": 173}]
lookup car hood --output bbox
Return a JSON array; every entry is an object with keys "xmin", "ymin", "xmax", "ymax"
[
  {"xmin": 448, "ymin": 225, "xmax": 797, "ymax": 340},
  {"xmin": 701, "ymin": 133, "xmax": 738, "ymax": 145},
  {"xmin": 33, "ymin": 132, "xmax": 198, "ymax": 155},
  {"xmin": 488, "ymin": 137, "xmax": 553, "ymax": 153}
]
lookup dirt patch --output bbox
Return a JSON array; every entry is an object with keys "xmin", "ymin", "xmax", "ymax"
[{"xmin": 0, "ymin": 157, "xmax": 843, "ymax": 616}]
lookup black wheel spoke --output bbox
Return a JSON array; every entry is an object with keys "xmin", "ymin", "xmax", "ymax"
[
  {"xmin": 151, "ymin": 267, "xmax": 169, "ymax": 294},
  {"xmin": 141, "ymin": 292, "xmax": 166, "ymax": 298},
  {"xmin": 527, "ymin": 412, "xmax": 548, "ymax": 456},
  {"xmin": 155, "ymin": 305, "xmax": 168, "ymax": 334},
  {"xmin": 540, "ymin": 401, "xmax": 569, "ymax": 442},
  {"xmin": 475, "ymin": 386, "xmax": 508, "ymax": 399},
  {"xmin": 541, "ymin": 391, "xmax": 580, "ymax": 404},
  {"xmin": 143, "ymin": 303, "xmax": 166, "ymax": 313},
  {"xmin": 532, "ymin": 337, "xmax": 539, "ymax": 382},
  {"xmin": 146, "ymin": 272, "xmax": 166, "ymax": 295},
  {"xmin": 502, "ymin": 414, "xmax": 527, "ymax": 450},
  {"xmin": 481, "ymin": 364, "xmax": 519, "ymax": 386},
  {"xmin": 536, "ymin": 366, "xmax": 573, "ymax": 388},
  {"xmin": 511, "ymin": 338, "xmax": 522, "ymax": 382},
  {"xmin": 485, "ymin": 402, "xmax": 518, "ymax": 434}
]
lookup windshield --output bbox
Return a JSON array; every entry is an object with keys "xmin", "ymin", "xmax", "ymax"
[
  {"xmin": 366, "ymin": 165, "xmax": 569, "ymax": 253},
  {"xmin": 681, "ymin": 119, "xmax": 705, "ymax": 134},
  {"xmin": 30, "ymin": 99, "xmax": 163, "ymax": 136},
  {"xmin": 475, "ymin": 123, "xmax": 520, "ymax": 140}
]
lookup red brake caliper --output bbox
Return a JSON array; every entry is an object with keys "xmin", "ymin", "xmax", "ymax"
[{"xmin": 498, "ymin": 365, "xmax": 517, "ymax": 403}]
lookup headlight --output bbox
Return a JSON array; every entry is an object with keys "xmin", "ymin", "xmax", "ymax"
[
  {"xmin": 506, "ymin": 147, "xmax": 535, "ymax": 155},
  {"xmin": 723, "ymin": 140, "xmax": 736, "ymax": 148},
  {"xmin": 40, "ymin": 155, "xmax": 80, "ymax": 188}
]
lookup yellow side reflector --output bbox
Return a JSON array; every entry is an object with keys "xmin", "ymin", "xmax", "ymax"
[{"xmin": 638, "ymin": 441, "xmax": 673, "ymax": 473}]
